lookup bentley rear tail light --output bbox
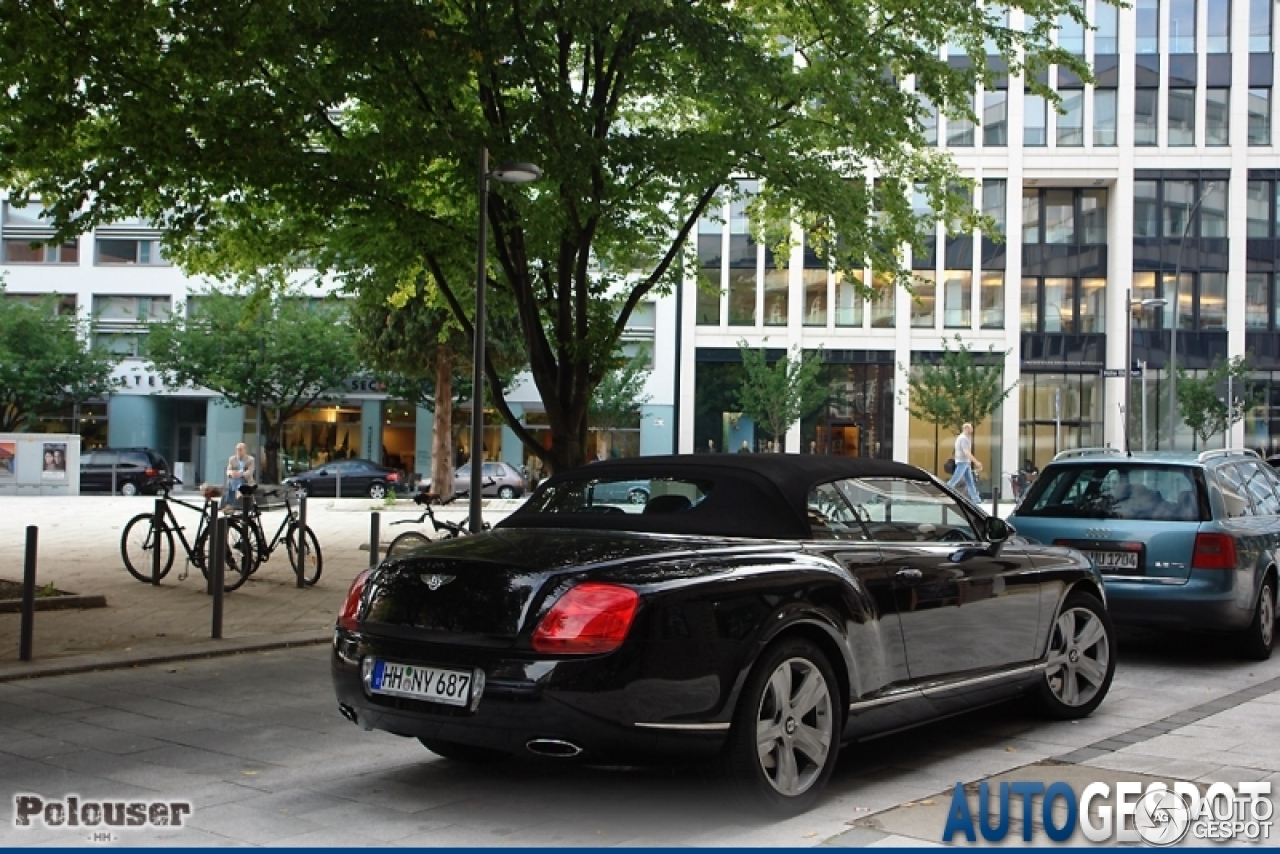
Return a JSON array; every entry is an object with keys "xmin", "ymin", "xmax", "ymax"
[
  {"xmin": 532, "ymin": 582, "xmax": 639, "ymax": 654},
  {"xmin": 338, "ymin": 570, "xmax": 371, "ymax": 631},
  {"xmin": 1191, "ymin": 533, "xmax": 1238, "ymax": 570}
]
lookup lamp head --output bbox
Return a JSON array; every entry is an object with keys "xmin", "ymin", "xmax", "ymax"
[{"xmin": 490, "ymin": 162, "xmax": 543, "ymax": 183}]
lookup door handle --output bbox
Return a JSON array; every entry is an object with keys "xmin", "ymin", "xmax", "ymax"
[{"xmin": 895, "ymin": 568, "xmax": 924, "ymax": 583}]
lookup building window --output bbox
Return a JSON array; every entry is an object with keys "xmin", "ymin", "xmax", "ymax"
[
  {"xmin": 1021, "ymin": 278, "xmax": 1038, "ymax": 332},
  {"xmin": 1057, "ymin": 90, "xmax": 1084, "ymax": 146},
  {"xmin": 1094, "ymin": 89, "xmax": 1118, "ymax": 145},
  {"xmin": 1132, "ymin": 272, "xmax": 1161, "ymax": 328},
  {"xmin": 92, "ymin": 295, "xmax": 173, "ymax": 323},
  {"xmin": 920, "ymin": 95, "xmax": 938, "ymax": 146},
  {"xmin": 2, "ymin": 239, "xmax": 78, "ymax": 264},
  {"xmin": 1247, "ymin": 273, "xmax": 1270, "ymax": 328},
  {"xmin": 982, "ymin": 180, "xmax": 1007, "ymax": 234},
  {"xmin": 911, "ymin": 270, "xmax": 936, "ymax": 327},
  {"xmin": 1249, "ymin": 88, "xmax": 1271, "ymax": 144},
  {"xmin": 1206, "ymin": 88, "xmax": 1231, "ymax": 145},
  {"xmin": 870, "ymin": 273, "xmax": 895, "ymax": 328},
  {"xmin": 1095, "ymin": 1, "xmax": 1119, "ymax": 52},
  {"xmin": 1163, "ymin": 180, "xmax": 1197, "ymax": 237},
  {"xmin": 943, "ymin": 271, "xmax": 972, "ymax": 328},
  {"xmin": 1081, "ymin": 189, "xmax": 1108, "ymax": 243},
  {"xmin": 1043, "ymin": 278, "xmax": 1074, "ymax": 332},
  {"xmin": 1168, "ymin": 88, "xmax": 1196, "ymax": 146},
  {"xmin": 1025, "ymin": 93, "xmax": 1047, "ymax": 146},
  {"xmin": 1136, "ymin": 0, "xmax": 1160, "ymax": 53},
  {"xmin": 695, "ymin": 207, "xmax": 724, "ymax": 326},
  {"xmin": 1135, "ymin": 89, "xmax": 1159, "ymax": 145},
  {"xmin": 94, "ymin": 238, "xmax": 169, "ymax": 266},
  {"xmin": 1078, "ymin": 278, "xmax": 1108, "ymax": 333},
  {"xmin": 835, "ymin": 270, "xmax": 864, "ymax": 327},
  {"xmin": 1169, "ymin": 0, "xmax": 1197, "ymax": 52},
  {"xmin": 980, "ymin": 272, "xmax": 1005, "ymax": 329},
  {"xmin": 696, "ymin": 269, "xmax": 721, "ymax": 326},
  {"xmin": 728, "ymin": 269, "xmax": 756, "ymax": 326},
  {"xmin": 983, "ymin": 92, "xmax": 1008, "ymax": 146},
  {"xmin": 1134, "ymin": 181, "xmax": 1161, "ymax": 236},
  {"xmin": 1044, "ymin": 190, "xmax": 1075, "ymax": 244},
  {"xmin": 763, "ymin": 268, "xmax": 787, "ymax": 326},
  {"xmin": 1201, "ymin": 180, "xmax": 1229, "ymax": 237},
  {"xmin": 1248, "ymin": 180, "xmax": 1272, "ymax": 236},
  {"xmin": 1022, "ymin": 189, "xmax": 1041, "ymax": 243},
  {"xmin": 1207, "ymin": 0, "xmax": 1231, "ymax": 51},
  {"xmin": 947, "ymin": 95, "xmax": 975, "ymax": 147},
  {"xmin": 803, "ymin": 269, "xmax": 827, "ymax": 327},
  {"xmin": 1200, "ymin": 272, "xmax": 1228, "ymax": 329},
  {"xmin": 1251, "ymin": 0, "xmax": 1272, "ymax": 51},
  {"xmin": 1058, "ymin": 11, "xmax": 1086, "ymax": 54},
  {"xmin": 1022, "ymin": 277, "xmax": 1105, "ymax": 333}
]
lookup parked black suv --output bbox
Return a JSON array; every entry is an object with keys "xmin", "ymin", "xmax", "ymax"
[{"xmin": 80, "ymin": 448, "xmax": 171, "ymax": 496}]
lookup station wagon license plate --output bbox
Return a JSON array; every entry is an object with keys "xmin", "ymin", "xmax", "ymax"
[
  {"xmin": 367, "ymin": 660, "xmax": 473, "ymax": 707},
  {"xmin": 1085, "ymin": 550, "xmax": 1140, "ymax": 573}
]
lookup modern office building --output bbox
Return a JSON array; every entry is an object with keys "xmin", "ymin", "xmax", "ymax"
[{"xmin": 677, "ymin": 0, "xmax": 1280, "ymax": 495}]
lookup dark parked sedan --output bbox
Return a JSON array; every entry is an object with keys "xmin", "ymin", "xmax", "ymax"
[
  {"xmin": 80, "ymin": 448, "xmax": 170, "ymax": 496},
  {"xmin": 284, "ymin": 459, "xmax": 403, "ymax": 499},
  {"xmin": 333, "ymin": 455, "xmax": 1114, "ymax": 814}
]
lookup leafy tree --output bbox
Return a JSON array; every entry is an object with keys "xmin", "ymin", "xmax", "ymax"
[
  {"xmin": 904, "ymin": 335, "xmax": 1016, "ymax": 439},
  {"xmin": 0, "ymin": 0, "xmax": 1084, "ymax": 472},
  {"xmin": 589, "ymin": 349, "xmax": 652, "ymax": 459},
  {"xmin": 0, "ymin": 286, "xmax": 118, "ymax": 432},
  {"xmin": 146, "ymin": 282, "xmax": 356, "ymax": 483},
  {"xmin": 348, "ymin": 265, "xmax": 525, "ymax": 496},
  {"xmin": 737, "ymin": 342, "xmax": 827, "ymax": 451},
  {"xmin": 1176, "ymin": 356, "xmax": 1259, "ymax": 449}
]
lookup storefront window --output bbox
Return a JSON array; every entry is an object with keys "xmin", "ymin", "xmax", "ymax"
[{"xmin": 911, "ymin": 271, "xmax": 936, "ymax": 328}]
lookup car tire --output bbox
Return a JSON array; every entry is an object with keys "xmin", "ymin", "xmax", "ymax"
[
  {"xmin": 497, "ymin": 485, "xmax": 516, "ymax": 499},
  {"xmin": 418, "ymin": 737, "xmax": 510, "ymax": 763},
  {"xmin": 368, "ymin": 482, "xmax": 387, "ymax": 500},
  {"xmin": 1037, "ymin": 590, "xmax": 1115, "ymax": 720},
  {"xmin": 720, "ymin": 636, "xmax": 841, "ymax": 817},
  {"xmin": 628, "ymin": 488, "xmax": 649, "ymax": 505},
  {"xmin": 1237, "ymin": 579, "xmax": 1275, "ymax": 661},
  {"xmin": 120, "ymin": 481, "xmax": 139, "ymax": 497}
]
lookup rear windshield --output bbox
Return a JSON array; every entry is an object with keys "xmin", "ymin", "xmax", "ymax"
[
  {"xmin": 1019, "ymin": 463, "xmax": 1206, "ymax": 521},
  {"xmin": 523, "ymin": 477, "xmax": 711, "ymax": 517}
]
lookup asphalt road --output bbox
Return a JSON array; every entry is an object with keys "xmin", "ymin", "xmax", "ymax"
[{"xmin": 2, "ymin": 629, "xmax": 1280, "ymax": 847}]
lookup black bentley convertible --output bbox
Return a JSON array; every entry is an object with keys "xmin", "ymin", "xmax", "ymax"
[{"xmin": 333, "ymin": 455, "xmax": 1113, "ymax": 814}]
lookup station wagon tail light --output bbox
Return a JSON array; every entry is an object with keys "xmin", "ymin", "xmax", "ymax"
[
  {"xmin": 387, "ymin": 473, "xmax": 400, "ymax": 482},
  {"xmin": 532, "ymin": 582, "xmax": 639, "ymax": 654},
  {"xmin": 1191, "ymin": 533, "xmax": 1238, "ymax": 570},
  {"xmin": 145, "ymin": 468, "xmax": 157, "ymax": 477},
  {"xmin": 338, "ymin": 570, "xmax": 371, "ymax": 631}
]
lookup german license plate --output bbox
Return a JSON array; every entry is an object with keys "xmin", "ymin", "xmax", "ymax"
[
  {"xmin": 368, "ymin": 660, "xmax": 473, "ymax": 707},
  {"xmin": 1086, "ymin": 550, "xmax": 1140, "ymax": 572}
]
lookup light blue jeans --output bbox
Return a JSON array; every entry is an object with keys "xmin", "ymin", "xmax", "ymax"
[{"xmin": 947, "ymin": 461, "xmax": 981, "ymax": 504}]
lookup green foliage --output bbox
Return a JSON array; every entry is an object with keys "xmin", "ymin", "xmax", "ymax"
[
  {"xmin": 146, "ymin": 282, "xmax": 356, "ymax": 482},
  {"xmin": 1176, "ymin": 356, "xmax": 1259, "ymax": 449},
  {"xmin": 904, "ymin": 336, "xmax": 1015, "ymax": 433},
  {"xmin": 0, "ymin": 286, "xmax": 118, "ymax": 431},
  {"xmin": 0, "ymin": 0, "xmax": 1088, "ymax": 470},
  {"xmin": 737, "ymin": 342, "xmax": 827, "ymax": 446},
  {"xmin": 590, "ymin": 349, "xmax": 652, "ymax": 432}
]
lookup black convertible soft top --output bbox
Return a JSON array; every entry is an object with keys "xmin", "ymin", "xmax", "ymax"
[{"xmin": 497, "ymin": 454, "xmax": 931, "ymax": 540}]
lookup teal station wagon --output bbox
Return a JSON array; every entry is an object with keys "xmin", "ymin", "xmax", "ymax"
[{"xmin": 1009, "ymin": 448, "xmax": 1278, "ymax": 660}]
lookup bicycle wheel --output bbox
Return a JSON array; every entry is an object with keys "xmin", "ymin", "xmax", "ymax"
[
  {"xmin": 121, "ymin": 513, "xmax": 175, "ymax": 583},
  {"xmin": 386, "ymin": 531, "xmax": 431, "ymax": 557},
  {"xmin": 195, "ymin": 518, "xmax": 255, "ymax": 592},
  {"xmin": 285, "ymin": 524, "xmax": 323, "ymax": 585}
]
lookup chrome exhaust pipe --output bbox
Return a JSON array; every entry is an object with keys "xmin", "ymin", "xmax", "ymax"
[{"xmin": 525, "ymin": 738, "xmax": 583, "ymax": 758}]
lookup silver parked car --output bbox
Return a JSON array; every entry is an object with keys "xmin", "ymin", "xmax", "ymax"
[{"xmin": 418, "ymin": 461, "xmax": 525, "ymax": 499}]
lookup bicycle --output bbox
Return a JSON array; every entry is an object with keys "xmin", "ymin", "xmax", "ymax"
[
  {"xmin": 385, "ymin": 491, "xmax": 484, "ymax": 556},
  {"xmin": 232, "ymin": 483, "xmax": 323, "ymax": 585},
  {"xmin": 119, "ymin": 477, "xmax": 255, "ymax": 592}
]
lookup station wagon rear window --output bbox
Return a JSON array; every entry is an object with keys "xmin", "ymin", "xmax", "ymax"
[{"xmin": 1020, "ymin": 464, "xmax": 1206, "ymax": 521}]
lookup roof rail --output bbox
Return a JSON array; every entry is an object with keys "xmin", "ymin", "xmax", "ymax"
[
  {"xmin": 1197, "ymin": 448, "xmax": 1262, "ymax": 463},
  {"xmin": 1052, "ymin": 447, "xmax": 1125, "ymax": 461}
]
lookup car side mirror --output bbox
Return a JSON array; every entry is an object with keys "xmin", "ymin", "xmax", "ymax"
[{"xmin": 986, "ymin": 517, "xmax": 1013, "ymax": 543}]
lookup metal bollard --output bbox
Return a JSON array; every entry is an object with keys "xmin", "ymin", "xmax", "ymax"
[
  {"xmin": 369, "ymin": 512, "xmax": 381, "ymax": 570},
  {"xmin": 19, "ymin": 526, "xmax": 37, "ymax": 662},
  {"xmin": 206, "ymin": 498, "xmax": 219, "ymax": 596},
  {"xmin": 152, "ymin": 497, "xmax": 166, "ymax": 586},
  {"xmin": 211, "ymin": 516, "xmax": 226, "ymax": 639},
  {"xmin": 296, "ymin": 494, "xmax": 307, "ymax": 589},
  {"xmin": 991, "ymin": 482, "xmax": 1001, "ymax": 518}
]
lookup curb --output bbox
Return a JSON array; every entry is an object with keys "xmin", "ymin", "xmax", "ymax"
[
  {"xmin": 0, "ymin": 594, "xmax": 108, "ymax": 614},
  {"xmin": 0, "ymin": 630, "xmax": 331, "ymax": 683}
]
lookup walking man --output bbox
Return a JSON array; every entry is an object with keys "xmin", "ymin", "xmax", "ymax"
[{"xmin": 947, "ymin": 422, "xmax": 983, "ymax": 504}]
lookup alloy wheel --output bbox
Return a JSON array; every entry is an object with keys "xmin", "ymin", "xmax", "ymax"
[
  {"xmin": 1261, "ymin": 585, "xmax": 1275, "ymax": 650},
  {"xmin": 754, "ymin": 656, "xmax": 833, "ymax": 798},
  {"xmin": 1045, "ymin": 605, "xmax": 1111, "ymax": 708}
]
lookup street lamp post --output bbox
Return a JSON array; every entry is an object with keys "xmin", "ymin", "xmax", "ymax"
[
  {"xmin": 1125, "ymin": 290, "xmax": 1167, "ymax": 454},
  {"xmin": 470, "ymin": 149, "xmax": 542, "ymax": 534},
  {"xmin": 1167, "ymin": 184, "xmax": 1215, "ymax": 451}
]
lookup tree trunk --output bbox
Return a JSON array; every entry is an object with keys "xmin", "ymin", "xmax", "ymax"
[
  {"xmin": 431, "ymin": 351, "xmax": 454, "ymax": 500},
  {"xmin": 264, "ymin": 416, "xmax": 282, "ymax": 484}
]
